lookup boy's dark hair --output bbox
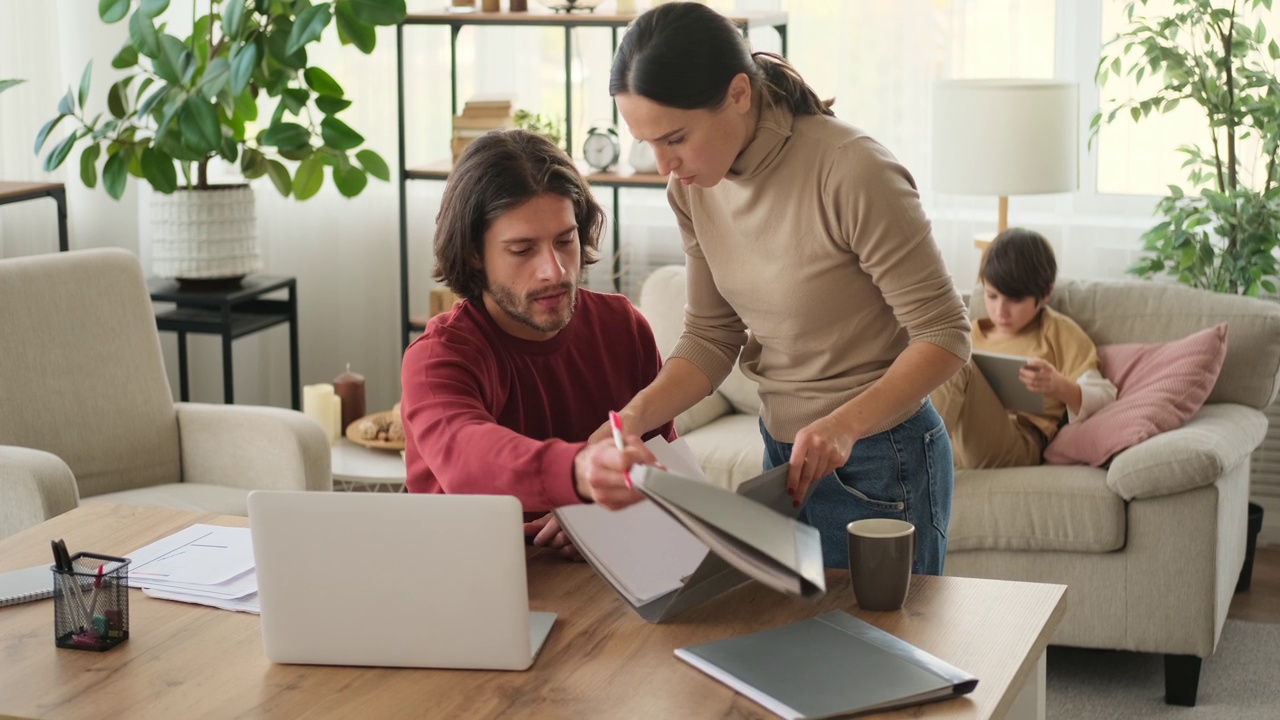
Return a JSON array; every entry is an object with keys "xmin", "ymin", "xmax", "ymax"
[
  {"xmin": 609, "ymin": 2, "xmax": 834, "ymax": 117},
  {"xmin": 433, "ymin": 129, "xmax": 604, "ymax": 302},
  {"xmin": 978, "ymin": 227, "xmax": 1057, "ymax": 301}
]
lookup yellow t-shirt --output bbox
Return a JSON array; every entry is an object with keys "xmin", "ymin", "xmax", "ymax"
[{"xmin": 973, "ymin": 306, "xmax": 1101, "ymax": 441}]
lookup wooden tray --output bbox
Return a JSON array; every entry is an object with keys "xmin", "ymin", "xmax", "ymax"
[{"xmin": 344, "ymin": 410, "xmax": 405, "ymax": 451}]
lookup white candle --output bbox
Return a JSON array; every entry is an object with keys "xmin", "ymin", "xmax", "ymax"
[{"xmin": 303, "ymin": 383, "xmax": 342, "ymax": 444}]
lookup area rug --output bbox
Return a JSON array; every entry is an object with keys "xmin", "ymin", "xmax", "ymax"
[{"xmin": 1046, "ymin": 619, "xmax": 1280, "ymax": 719}]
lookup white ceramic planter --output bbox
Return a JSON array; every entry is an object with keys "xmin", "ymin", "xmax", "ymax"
[{"xmin": 150, "ymin": 185, "xmax": 262, "ymax": 280}]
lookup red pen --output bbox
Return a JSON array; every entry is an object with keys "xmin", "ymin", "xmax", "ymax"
[{"xmin": 608, "ymin": 410, "xmax": 633, "ymax": 489}]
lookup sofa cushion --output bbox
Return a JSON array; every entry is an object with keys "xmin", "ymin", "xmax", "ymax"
[
  {"xmin": 1105, "ymin": 403, "xmax": 1268, "ymax": 501},
  {"xmin": 1045, "ymin": 323, "xmax": 1227, "ymax": 466},
  {"xmin": 949, "ymin": 465, "xmax": 1126, "ymax": 553},
  {"xmin": 675, "ymin": 393, "xmax": 733, "ymax": 436},
  {"xmin": 680, "ymin": 414, "xmax": 766, "ymax": 491},
  {"xmin": 85, "ymin": 483, "xmax": 255, "ymax": 516}
]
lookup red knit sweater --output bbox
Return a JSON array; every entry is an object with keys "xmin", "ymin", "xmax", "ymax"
[{"xmin": 401, "ymin": 289, "xmax": 676, "ymax": 512}]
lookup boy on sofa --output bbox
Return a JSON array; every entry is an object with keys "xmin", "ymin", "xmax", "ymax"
[{"xmin": 930, "ymin": 228, "xmax": 1117, "ymax": 468}]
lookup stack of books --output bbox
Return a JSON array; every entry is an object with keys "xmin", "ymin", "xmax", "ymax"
[{"xmin": 452, "ymin": 96, "xmax": 515, "ymax": 164}]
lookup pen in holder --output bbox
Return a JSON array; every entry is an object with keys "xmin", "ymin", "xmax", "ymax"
[{"xmin": 52, "ymin": 551, "xmax": 130, "ymax": 651}]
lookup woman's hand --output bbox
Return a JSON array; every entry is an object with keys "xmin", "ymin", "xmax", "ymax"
[
  {"xmin": 524, "ymin": 513, "xmax": 582, "ymax": 561},
  {"xmin": 573, "ymin": 436, "xmax": 655, "ymax": 510},
  {"xmin": 786, "ymin": 413, "xmax": 856, "ymax": 505}
]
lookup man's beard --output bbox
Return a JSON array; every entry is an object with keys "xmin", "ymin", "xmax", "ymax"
[{"xmin": 487, "ymin": 280, "xmax": 579, "ymax": 335}]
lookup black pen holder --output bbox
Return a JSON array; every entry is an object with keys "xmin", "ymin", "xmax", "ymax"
[{"xmin": 53, "ymin": 551, "xmax": 130, "ymax": 651}]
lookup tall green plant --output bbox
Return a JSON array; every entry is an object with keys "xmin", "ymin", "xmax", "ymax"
[
  {"xmin": 35, "ymin": 0, "xmax": 405, "ymax": 201},
  {"xmin": 1093, "ymin": 0, "xmax": 1280, "ymax": 296}
]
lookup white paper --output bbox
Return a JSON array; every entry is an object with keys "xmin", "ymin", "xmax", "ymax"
[
  {"xmin": 126, "ymin": 525, "xmax": 256, "ymax": 587},
  {"xmin": 644, "ymin": 436, "xmax": 710, "ymax": 484},
  {"xmin": 143, "ymin": 586, "xmax": 261, "ymax": 614},
  {"xmin": 556, "ymin": 501, "xmax": 706, "ymax": 605}
]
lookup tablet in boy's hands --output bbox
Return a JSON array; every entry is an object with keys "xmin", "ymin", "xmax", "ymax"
[{"xmin": 971, "ymin": 350, "xmax": 1046, "ymax": 415}]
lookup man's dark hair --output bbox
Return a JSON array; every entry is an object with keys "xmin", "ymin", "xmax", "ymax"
[
  {"xmin": 433, "ymin": 129, "xmax": 604, "ymax": 302},
  {"xmin": 979, "ymin": 227, "xmax": 1057, "ymax": 301}
]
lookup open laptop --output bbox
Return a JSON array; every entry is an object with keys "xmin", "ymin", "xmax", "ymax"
[{"xmin": 247, "ymin": 490, "xmax": 555, "ymax": 670}]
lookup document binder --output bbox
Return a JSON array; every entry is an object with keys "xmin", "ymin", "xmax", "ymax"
[
  {"xmin": 676, "ymin": 610, "xmax": 979, "ymax": 719},
  {"xmin": 555, "ymin": 462, "xmax": 825, "ymax": 624}
]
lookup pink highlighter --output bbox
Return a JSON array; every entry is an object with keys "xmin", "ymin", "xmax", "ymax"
[{"xmin": 608, "ymin": 410, "xmax": 633, "ymax": 489}]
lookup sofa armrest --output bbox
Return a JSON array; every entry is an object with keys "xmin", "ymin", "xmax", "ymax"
[
  {"xmin": 675, "ymin": 392, "xmax": 734, "ymax": 436},
  {"xmin": 0, "ymin": 446, "xmax": 80, "ymax": 539},
  {"xmin": 175, "ymin": 403, "xmax": 332, "ymax": 492},
  {"xmin": 1106, "ymin": 404, "xmax": 1267, "ymax": 500}
]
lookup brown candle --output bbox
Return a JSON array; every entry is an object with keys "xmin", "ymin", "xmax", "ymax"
[
  {"xmin": 509, "ymin": 0, "xmax": 527, "ymax": 11},
  {"xmin": 333, "ymin": 364, "xmax": 366, "ymax": 432}
]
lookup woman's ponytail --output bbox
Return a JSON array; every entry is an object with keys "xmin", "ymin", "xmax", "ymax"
[{"xmin": 751, "ymin": 52, "xmax": 835, "ymax": 117}]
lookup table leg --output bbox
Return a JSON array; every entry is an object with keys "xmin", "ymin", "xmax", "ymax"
[
  {"xmin": 52, "ymin": 187, "xmax": 69, "ymax": 252},
  {"xmin": 177, "ymin": 331, "xmax": 190, "ymax": 402},
  {"xmin": 1007, "ymin": 650, "xmax": 1046, "ymax": 720},
  {"xmin": 612, "ymin": 186, "xmax": 622, "ymax": 292},
  {"xmin": 288, "ymin": 285, "xmax": 300, "ymax": 410},
  {"xmin": 222, "ymin": 331, "xmax": 234, "ymax": 404}
]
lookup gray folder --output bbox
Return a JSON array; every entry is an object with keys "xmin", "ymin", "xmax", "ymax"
[
  {"xmin": 556, "ymin": 463, "xmax": 825, "ymax": 624},
  {"xmin": 676, "ymin": 610, "xmax": 979, "ymax": 719}
]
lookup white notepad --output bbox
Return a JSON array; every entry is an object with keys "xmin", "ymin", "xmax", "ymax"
[{"xmin": 0, "ymin": 565, "xmax": 53, "ymax": 607}]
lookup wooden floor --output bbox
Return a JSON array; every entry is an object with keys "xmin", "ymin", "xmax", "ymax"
[{"xmin": 1228, "ymin": 546, "xmax": 1280, "ymax": 623}]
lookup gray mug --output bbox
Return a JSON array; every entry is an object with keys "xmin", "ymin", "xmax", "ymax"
[{"xmin": 847, "ymin": 519, "xmax": 915, "ymax": 611}]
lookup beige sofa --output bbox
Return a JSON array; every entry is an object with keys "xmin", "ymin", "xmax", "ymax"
[
  {"xmin": 637, "ymin": 264, "xmax": 1280, "ymax": 705},
  {"xmin": 0, "ymin": 249, "xmax": 332, "ymax": 540}
]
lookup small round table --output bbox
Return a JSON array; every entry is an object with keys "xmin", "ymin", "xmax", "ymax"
[{"xmin": 331, "ymin": 439, "xmax": 406, "ymax": 492}]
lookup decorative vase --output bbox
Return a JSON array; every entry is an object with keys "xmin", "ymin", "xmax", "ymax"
[{"xmin": 150, "ymin": 185, "xmax": 262, "ymax": 283}]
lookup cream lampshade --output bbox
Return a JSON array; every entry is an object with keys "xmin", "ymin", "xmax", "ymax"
[{"xmin": 931, "ymin": 79, "xmax": 1079, "ymax": 236}]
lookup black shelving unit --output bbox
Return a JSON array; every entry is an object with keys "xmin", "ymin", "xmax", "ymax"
[{"xmin": 396, "ymin": 8, "xmax": 788, "ymax": 350}]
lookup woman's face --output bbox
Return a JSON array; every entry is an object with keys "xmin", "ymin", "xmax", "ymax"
[{"xmin": 614, "ymin": 74, "xmax": 755, "ymax": 189}]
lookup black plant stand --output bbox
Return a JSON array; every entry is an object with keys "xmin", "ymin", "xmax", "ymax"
[{"xmin": 148, "ymin": 275, "xmax": 300, "ymax": 410}]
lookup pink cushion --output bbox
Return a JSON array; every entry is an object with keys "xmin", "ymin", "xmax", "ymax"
[{"xmin": 1043, "ymin": 323, "xmax": 1228, "ymax": 467}]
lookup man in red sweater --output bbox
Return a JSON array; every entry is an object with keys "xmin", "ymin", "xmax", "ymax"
[{"xmin": 401, "ymin": 129, "xmax": 676, "ymax": 558}]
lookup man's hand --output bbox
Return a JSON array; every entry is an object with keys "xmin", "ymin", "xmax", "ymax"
[
  {"xmin": 524, "ymin": 513, "xmax": 582, "ymax": 561},
  {"xmin": 786, "ymin": 413, "xmax": 856, "ymax": 505},
  {"xmin": 573, "ymin": 436, "xmax": 655, "ymax": 510}
]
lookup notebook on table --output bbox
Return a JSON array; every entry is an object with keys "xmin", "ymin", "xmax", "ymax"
[
  {"xmin": 676, "ymin": 610, "xmax": 978, "ymax": 719},
  {"xmin": 248, "ymin": 491, "xmax": 555, "ymax": 670},
  {"xmin": 0, "ymin": 565, "xmax": 54, "ymax": 607}
]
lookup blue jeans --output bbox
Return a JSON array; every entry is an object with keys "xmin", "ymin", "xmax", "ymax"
[{"xmin": 760, "ymin": 399, "xmax": 953, "ymax": 575}]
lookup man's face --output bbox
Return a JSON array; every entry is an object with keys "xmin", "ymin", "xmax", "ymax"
[{"xmin": 481, "ymin": 192, "xmax": 582, "ymax": 341}]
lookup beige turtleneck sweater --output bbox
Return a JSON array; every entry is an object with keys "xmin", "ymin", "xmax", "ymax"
[{"xmin": 667, "ymin": 103, "xmax": 970, "ymax": 441}]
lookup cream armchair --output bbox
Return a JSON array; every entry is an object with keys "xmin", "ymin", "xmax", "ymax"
[
  {"xmin": 637, "ymin": 264, "xmax": 1280, "ymax": 706},
  {"xmin": 0, "ymin": 248, "xmax": 331, "ymax": 539}
]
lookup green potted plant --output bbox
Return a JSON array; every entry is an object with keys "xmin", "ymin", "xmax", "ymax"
[
  {"xmin": 35, "ymin": 0, "xmax": 405, "ymax": 281},
  {"xmin": 1092, "ymin": 0, "xmax": 1280, "ymax": 297}
]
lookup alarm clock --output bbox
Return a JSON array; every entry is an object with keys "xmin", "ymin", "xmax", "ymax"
[
  {"xmin": 629, "ymin": 139, "xmax": 659, "ymax": 174},
  {"xmin": 583, "ymin": 126, "xmax": 620, "ymax": 172}
]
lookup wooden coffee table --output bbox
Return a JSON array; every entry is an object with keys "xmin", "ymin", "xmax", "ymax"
[{"xmin": 0, "ymin": 505, "xmax": 1064, "ymax": 719}]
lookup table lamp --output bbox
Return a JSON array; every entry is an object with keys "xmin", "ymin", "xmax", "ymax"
[{"xmin": 931, "ymin": 79, "xmax": 1079, "ymax": 237}]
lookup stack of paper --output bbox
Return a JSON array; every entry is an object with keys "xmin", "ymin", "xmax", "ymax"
[{"xmin": 126, "ymin": 524, "xmax": 260, "ymax": 614}]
